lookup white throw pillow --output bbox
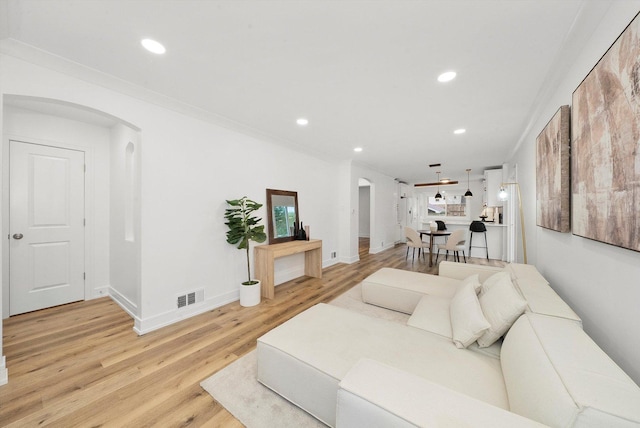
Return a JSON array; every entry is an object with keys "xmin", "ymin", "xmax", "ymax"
[
  {"xmin": 449, "ymin": 281, "xmax": 490, "ymax": 349},
  {"xmin": 477, "ymin": 274, "xmax": 527, "ymax": 348},
  {"xmin": 459, "ymin": 274, "xmax": 482, "ymax": 294},
  {"xmin": 480, "ymin": 271, "xmax": 511, "ymax": 296}
]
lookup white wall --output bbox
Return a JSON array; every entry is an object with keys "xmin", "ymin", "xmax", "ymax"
[
  {"xmin": 0, "ymin": 98, "xmax": 4, "ymax": 385},
  {"xmin": 509, "ymin": 2, "xmax": 640, "ymax": 384},
  {"xmin": 0, "ymin": 51, "xmax": 342, "ymax": 339},
  {"xmin": 109, "ymin": 123, "xmax": 141, "ymax": 316},
  {"xmin": 2, "ymin": 105, "xmax": 112, "ymax": 315},
  {"xmin": 358, "ymin": 186, "xmax": 370, "ymax": 237},
  {"xmin": 338, "ymin": 161, "xmax": 355, "ymax": 263},
  {"xmin": 351, "ymin": 163, "xmax": 399, "ymax": 257}
]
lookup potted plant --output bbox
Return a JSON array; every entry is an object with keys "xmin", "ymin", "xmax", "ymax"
[{"xmin": 224, "ymin": 196, "xmax": 267, "ymax": 307}]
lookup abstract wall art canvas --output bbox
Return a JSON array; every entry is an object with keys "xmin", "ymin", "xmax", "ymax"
[
  {"xmin": 572, "ymin": 12, "xmax": 640, "ymax": 252},
  {"xmin": 537, "ymin": 105, "xmax": 571, "ymax": 232}
]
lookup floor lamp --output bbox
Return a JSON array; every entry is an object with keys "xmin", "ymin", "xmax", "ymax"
[{"xmin": 498, "ymin": 182, "xmax": 527, "ymax": 264}]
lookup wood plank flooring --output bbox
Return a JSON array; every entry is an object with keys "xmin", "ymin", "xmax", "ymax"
[{"xmin": 1, "ymin": 239, "xmax": 503, "ymax": 427}]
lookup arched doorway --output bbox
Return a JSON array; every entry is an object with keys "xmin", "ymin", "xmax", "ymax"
[
  {"xmin": 358, "ymin": 178, "xmax": 373, "ymax": 255},
  {"xmin": 2, "ymin": 95, "xmax": 141, "ymax": 318}
]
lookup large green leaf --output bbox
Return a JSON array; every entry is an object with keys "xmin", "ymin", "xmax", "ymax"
[{"xmin": 223, "ymin": 196, "xmax": 267, "ymax": 282}]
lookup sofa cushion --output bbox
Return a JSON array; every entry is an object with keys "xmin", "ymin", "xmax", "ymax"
[
  {"xmin": 450, "ymin": 280, "xmax": 490, "ymax": 348},
  {"xmin": 515, "ymin": 277, "xmax": 582, "ymax": 325},
  {"xmin": 438, "ymin": 261, "xmax": 504, "ymax": 282},
  {"xmin": 505, "ymin": 263, "xmax": 548, "ymax": 283},
  {"xmin": 460, "ymin": 273, "xmax": 482, "ymax": 293},
  {"xmin": 480, "ymin": 271, "xmax": 511, "ymax": 295},
  {"xmin": 408, "ymin": 295, "xmax": 502, "ymax": 359},
  {"xmin": 501, "ymin": 313, "xmax": 640, "ymax": 427},
  {"xmin": 407, "ymin": 294, "xmax": 452, "ymax": 339},
  {"xmin": 477, "ymin": 274, "xmax": 527, "ymax": 348},
  {"xmin": 362, "ymin": 267, "xmax": 460, "ymax": 314},
  {"xmin": 258, "ymin": 303, "xmax": 509, "ymax": 424},
  {"xmin": 337, "ymin": 359, "xmax": 546, "ymax": 428}
]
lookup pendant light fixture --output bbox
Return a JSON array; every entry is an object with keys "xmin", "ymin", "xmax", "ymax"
[
  {"xmin": 435, "ymin": 171, "xmax": 442, "ymax": 201},
  {"xmin": 464, "ymin": 168, "xmax": 473, "ymax": 197}
]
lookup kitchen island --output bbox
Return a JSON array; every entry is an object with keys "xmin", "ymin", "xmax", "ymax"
[{"xmin": 421, "ymin": 221, "xmax": 506, "ymax": 260}]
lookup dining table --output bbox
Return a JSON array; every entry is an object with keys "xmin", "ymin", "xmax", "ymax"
[{"xmin": 417, "ymin": 229, "xmax": 451, "ymax": 267}]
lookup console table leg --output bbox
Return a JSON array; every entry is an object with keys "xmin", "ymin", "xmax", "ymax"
[
  {"xmin": 305, "ymin": 247, "xmax": 323, "ymax": 278},
  {"xmin": 255, "ymin": 251, "xmax": 275, "ymax": 299}
]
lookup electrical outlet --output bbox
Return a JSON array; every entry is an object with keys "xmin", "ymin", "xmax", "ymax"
[{"xmin": 331, "ymin": 251, "xmax": 337, "ymax": 258}]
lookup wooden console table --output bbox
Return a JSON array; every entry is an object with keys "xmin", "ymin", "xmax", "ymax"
[{"xmin": 254, "ymin": 239, "xmax": 322, "ymax": 299}]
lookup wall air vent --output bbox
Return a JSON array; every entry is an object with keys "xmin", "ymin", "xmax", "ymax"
[
  {"xmin": 177, "ymin": 288, "xmax": 205, "ymax": 309},
  {"xmin": 177, "ymin": 295, "xmax": 187, "ymax": 308}
]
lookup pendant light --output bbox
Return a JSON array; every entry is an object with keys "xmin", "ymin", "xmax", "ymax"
[
  {"xmin": 435, "ymin": 171, "xmax": 442, "ymax": 201},
  {"xmin": 464, "ymin": 168, "xmax": 473, "ymax": 197}
]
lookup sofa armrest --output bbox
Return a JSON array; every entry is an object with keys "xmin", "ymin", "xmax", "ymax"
[
  {"xmin": 439, "ymin": 261, "xmax": 504, "ymax": 282},
  {"xmin": 337, "ymin": 359, "xmax": 545, "ymax": 428}
]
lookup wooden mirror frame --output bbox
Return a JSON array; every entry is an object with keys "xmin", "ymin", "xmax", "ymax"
[{"xmin": 266, "ymin": 189, "xmax": 299, "ymax": 244}]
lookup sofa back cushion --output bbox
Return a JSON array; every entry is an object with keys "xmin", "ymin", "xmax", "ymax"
[
  {"xmin": 501, "ymin": 313, "xmax": 640, "ymax": 427},
  {"xmin": 439, "ymin": 261, "xmax": 504, "ymax": 283},
  {"xmin": 506, "ymin": 263, "xmax": 582, "ymax": 325},
  {"xmin": 362, "ymin": 268, "xmax": 460, "ymax": 314},
  {"xmin": 515, "ymin": 277, "xmax": 582, "ymax": 325}
]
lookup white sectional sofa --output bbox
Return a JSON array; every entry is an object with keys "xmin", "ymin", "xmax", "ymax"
[{"xmin": 256, "ymin": 262, "xmax": 640, "ymax": 427}]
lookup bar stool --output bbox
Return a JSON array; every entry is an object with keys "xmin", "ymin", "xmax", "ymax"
[{"xmin": 469, "ymin": 221, "xmax": 489, "ymax": 259}]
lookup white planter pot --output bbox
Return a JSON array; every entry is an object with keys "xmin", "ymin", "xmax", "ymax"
[{"xmin": 240, "ymin": 280, "xmax": 261, "ymax": 307}]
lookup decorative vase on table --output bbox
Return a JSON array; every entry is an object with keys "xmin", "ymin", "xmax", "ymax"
[
  {"xmin": 429, "ymin": 221, "xmax": 438, "ymax": 232},
  {"xmin": 240, "ymin": 280, "xmax": 261, "ymax": 307}
]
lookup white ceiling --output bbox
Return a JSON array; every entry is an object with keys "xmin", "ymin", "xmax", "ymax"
[{"xmin": 1, "ymin": 0, "xmax": 610, "ymax": 182}]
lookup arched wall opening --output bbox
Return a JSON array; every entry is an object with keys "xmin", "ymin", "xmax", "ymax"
[
  {"xmin": 358, "ymin": 177, "xmax": 374, "ymax": 254},
  {"xmin": 1, "ymin": 95, "xmax": 141, "ymax": 320}
]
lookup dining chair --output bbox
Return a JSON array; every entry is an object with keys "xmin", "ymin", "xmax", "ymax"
[
  {"xmin": 433, "ymin": 220, "xmax": 448, "ymax": 246},
  {"xmin": 435, "ymin": 229, "xmax": 467, "ymax": 263},
  {"xmin": 404, "ymin": 227, "xmax": 429, "ymax": 262}
]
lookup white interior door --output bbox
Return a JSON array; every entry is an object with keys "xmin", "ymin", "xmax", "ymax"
[{"xmin": 9, "ymin": 141, "xmax": 85, "ymax": 315}]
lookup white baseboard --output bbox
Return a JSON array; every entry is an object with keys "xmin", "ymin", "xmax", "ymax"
[
  {"xmin": 117, "ymin": 260, "xmax": 343, "ymax": 336},
  {"xmin": 132, "ymin": 289, "xmax": 238, "ymax": 335},
  {"xmin": 109, "ymin": 286, "xmax": 138, "ymax": 318},
  {"xmin": 323, "ymin": 259, "xmax": 340, "ymax": 269},
  {"xmin": 274, "ymin": 266, "xmax": 305, "ymax": 286},
  {"xmin": 0, "ymin": 356, "xmax": 7, "ymax": 386},
  {"xmin": 369, "ymin": 242, "xmax": 395, "ymax": 254},
  {"xmin": 340, "ymin": 254, "xmax": 360, "ymax": 264},
  {"xmin": 92, "ymin": 286, "xmax": 110, "ymax": 299}
]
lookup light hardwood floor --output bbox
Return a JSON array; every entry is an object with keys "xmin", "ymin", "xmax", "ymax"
[{"xmin": 1, "ymin": 240, "xmax": 503, "ymax": 427}]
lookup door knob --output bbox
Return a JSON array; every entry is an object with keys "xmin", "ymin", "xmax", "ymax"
[{"xmin": 12, "ymin": 233, "xmax": 23, "ymax": 240}]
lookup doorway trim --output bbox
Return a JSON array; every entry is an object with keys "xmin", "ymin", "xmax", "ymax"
[{"xmin": 2, "ymin": 134, "xmax": 96, "ymax": 316}]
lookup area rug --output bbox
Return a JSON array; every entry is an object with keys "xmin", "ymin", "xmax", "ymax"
[{"xmin": 200, "ymin": 283, "xmax": 408, "ymax": 427}]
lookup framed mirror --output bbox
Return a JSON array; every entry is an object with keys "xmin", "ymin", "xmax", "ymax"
[{"xmin": 266, "ymin": 189, "xmax": 299, "ymax": 244}]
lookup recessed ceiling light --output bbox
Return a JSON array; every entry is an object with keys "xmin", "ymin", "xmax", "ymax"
[
  {"xmin": 141, "ymin": 38, "xmax": 166, "ymax": 54},
  {"xmin": 454, "ymin": 128, "xmax": 466, "ymax": 134},
  {"xmin": 437, "ymin": 71, "xmax": 457, "ymax": 83},
  {"xmin": 354, "ymin": 147, "xmax": 363, "ymax": 152},
  {"xmin": 296, "ymin": 118, "xmax": 309, "ymax": 126}
]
